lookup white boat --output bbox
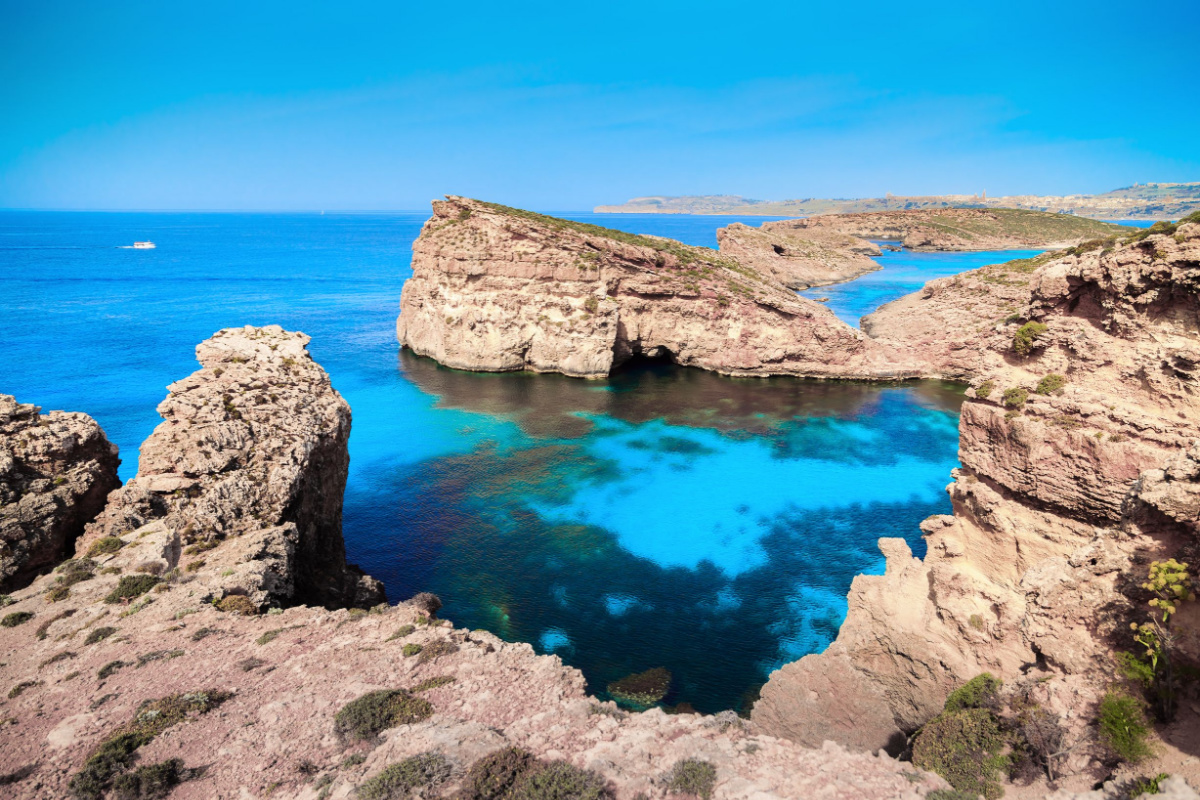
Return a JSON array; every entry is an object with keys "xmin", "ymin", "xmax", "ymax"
[{"xmin": 132, "ymin": 241, "xmax": 156, "ymax": 249}]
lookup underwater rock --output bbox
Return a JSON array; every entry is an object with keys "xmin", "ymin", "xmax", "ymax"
[{"xmin": 607, "ymin": 666, "xmax": 672, "ymax": 708}]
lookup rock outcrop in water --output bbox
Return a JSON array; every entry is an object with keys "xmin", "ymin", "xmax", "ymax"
[
  {"xmin": 79, "ymin": 325, "xmax": 383, "ymax": 610},
  {"xmin": 759, "ymin": 208, "xmax": 1132, "ymax": 252},
  {"xmin": 0, "ymin": 395, "xmax": 119, "ymax": 591},
  {"xmin": 398, "ymin": 197, "xmax": 922, "ymax": 379},
  {"xmin": 753, "ymin": 216, "xmax": 1200, "ymax": 787},
  {"xmin": 715, "ymin": 221, "xmax": 881, "ymax": 289},
  {"xmin": 0, "ymin": 328, "xmax": 956, "ymax": 800}
]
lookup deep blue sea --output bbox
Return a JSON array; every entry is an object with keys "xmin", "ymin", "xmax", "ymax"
[{"xmin": 0, "ymin": 210, "xmax": 1035, "ymax": 711}]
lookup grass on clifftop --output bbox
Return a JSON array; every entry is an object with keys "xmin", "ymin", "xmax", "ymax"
[{"xmin": 914, "ymin": 208, "xmax": 1133, "ymax": 243}]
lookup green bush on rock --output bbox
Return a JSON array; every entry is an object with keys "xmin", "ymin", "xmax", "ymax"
[
  {"xmin": 333, "ymin": 689, "xmax": 433, "ymax": 742},
  {"xmin": 667, "ymin": 759, "xmax": 716, "ymax": 800},
  {"xmin": 1097, "ymin": 690, "xmax": 1153, "ymax": 764},
  {"xmin": 507, "ymin": 760, "xmax": 611, "ymax": 800},
  {"xmin": 912, "ymin": 708, "xmax": 1010, "ymax": 800},
  {"xmin": 459, "ymin": 747, "xmax": 539, "ymax": 800},
  {"xmin": 944, "ymin": 673, "xmax": 1002, "ymax": 712},
  {"xmin": 1013, "ymin": 322, "xmax": 1048, "ymax": 356},
  {"xmin": 358, "ymin": 752, "xmax": 451, "ymax": 800}
]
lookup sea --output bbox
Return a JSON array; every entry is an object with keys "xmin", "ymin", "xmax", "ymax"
[{"xmin": 1, "ymin": 210, "xmax": 1119, "ymax": 712}]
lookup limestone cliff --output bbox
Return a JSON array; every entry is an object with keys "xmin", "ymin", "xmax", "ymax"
[
  {"xmin": 754, "ymin": 217, "xmax": 1200, "ymax": 780},
  {"xmin": 0, "ymin": 396, "xmax": 119, "ymax": 591},
  {"xmin": 715, "ymin": 221, "xmax": 881, "ymax": 289},
  {"xmin": 398, "ymin": 197, "xmax": 922, "ymax": 380},
  {"xmin": 79, "ymin": 325, "xmax": 383, "ymax": 610},
  {"xmin": 780, "ymin": 208, "xmax": 1132, "ymax": 251}
]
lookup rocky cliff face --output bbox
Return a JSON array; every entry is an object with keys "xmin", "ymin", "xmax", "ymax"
[
  {"xmin": 0, "ymin": 332, "xmax": 955, "ymax": 800},
  {"xmin": 79, "ymin": 325, "xmax": 383, "ymax": 610},
  {"xmin": 398, "ymin": 197, "xmax": 922, "ymax": 380},
  {"xmin": 0, "ymin": 396, "xmax": 119, "ymax": 592},
  {"xmin": 754, "ymin": 219, "xmax": 1200, "ymax": 778},
  {"xmin": 715, "ymin": 221, "xmax": 881, "ymax": 289},
  {"xmin": 781, "ymin": 208, "xmax": 1131, "ymax": 251}
]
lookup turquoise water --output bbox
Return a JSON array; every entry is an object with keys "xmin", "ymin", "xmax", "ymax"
[
  {"xmin": 800, "ymin": 245, "xmax": 1043, "ymax": 326},
  {"xmin": 2, "ymin": 210, "xmax": 976, "ymax": 712}
]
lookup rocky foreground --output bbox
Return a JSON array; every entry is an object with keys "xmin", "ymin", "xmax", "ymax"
[{"xmin": 0, "ymin": 326, "xmax": 951, "ymax": 800}]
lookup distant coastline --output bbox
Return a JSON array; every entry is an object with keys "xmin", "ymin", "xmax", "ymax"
[{"xmin": 594, "ymin": 181, "xmax": 1200, "ymax": 220}]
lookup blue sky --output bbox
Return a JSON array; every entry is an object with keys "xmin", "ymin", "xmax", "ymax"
[{"xmin": 2, "ymin": 0, "xmax": 1198, "ymax": 211}]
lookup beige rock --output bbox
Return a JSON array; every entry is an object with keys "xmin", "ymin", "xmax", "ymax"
[
  {"xmin": 715, "ymin": 222, "xmax": 881, "ymax": 290},
  {"xmin": 0, "ymin": 395, "xmax": 120, "ymax": 591}
]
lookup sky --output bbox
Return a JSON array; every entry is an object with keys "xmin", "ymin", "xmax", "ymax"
[{"xmin": 2, "ymin": 0, "xmax": 1198, "ymax": 211}]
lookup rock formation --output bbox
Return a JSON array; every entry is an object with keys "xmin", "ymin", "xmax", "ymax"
[
  {"xmin": 78, "ymin": 325, "xmax": 383, "ymax": 610},
  {"xmin": 0, "ymin": 330, "xmax": 955, "ymax": 800},
  {"xmin": 398, "ymin": 197, "xmax": 922, "ymax": 380},
  {"xmin": 0, "ymin": 395, "xmax": 119, "ymax": 592},
  {"xmin": 715, "ymin": 221, "xmax": 881, "ymax": 289},
  {"xmin": 753, "ymin": 216, "xmax": 1200, "ymax": 780},
  {"xmin": 777, "ymin": 208, "xmax": 1131, "ymax": 251}
]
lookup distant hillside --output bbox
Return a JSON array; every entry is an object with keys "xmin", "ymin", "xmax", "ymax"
[{"xmin": 594, "ymin": 182, "xmax": 1200, "ymax": 220}]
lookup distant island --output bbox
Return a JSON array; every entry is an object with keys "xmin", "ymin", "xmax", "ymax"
[{"xmin": 594, "ymin": 181, "xmax": 1200, "ymax": 219}]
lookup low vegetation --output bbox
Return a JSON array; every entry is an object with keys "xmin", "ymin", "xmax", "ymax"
[
  {"xmin": 359, "ymin": 752, "xmax": 452, "ymax": 800},
  {"xmin": 85, "ymin": 626, "xmax": 118, "ymax": 645},
  {"xmin": 104, "ymin": 575, "xmax": 161, "ymax": 604},
  {"xmin": 68, "ymin": 689, "xmax": 228, "ymax": 800},
  {"xmin": 1012, "ymin": 322, "xmax": 1048, "ymax": 356},
  {"xmin": 975, "ymin": 380, "xmax": 994, "ymax": 400},
  {"xmin": 215, "ymin": 594, "xmax": 258, "ymax": 616},
  {"xmin": 333, "ymin": 689, "xmax": 434, "ymax": 742},
  {"xmin": 87, "ymin": 536, "xmax": 125, "ymax": 557},
  {"xmin": 667, "ymin": 759, "xmax": 716, "ymax": 800},
  {"xmin": 912, "ymin": 674, "xmax": 1009, "ymax": 800},
  {"xmin": 1097, "ymin": 690, "xmax": 1153, "ymax": 763},
  {"xmin": 460, "ymin": 747, "xmax": 539, "ymax": 800},
  {"xmin": 1, "ymin": 611, "xmax": 33, "ymax": 627},
  {"xmin": 1035, "ymin": 374, "xmax": 1067, "ymax": 395},
  {"xmin": 111, "ymin": 758, "xmax": 201, "ymax": 800},
  {"xmin": 1002, "ymin": 388, "xmax": 1028, "ymax": 410}
]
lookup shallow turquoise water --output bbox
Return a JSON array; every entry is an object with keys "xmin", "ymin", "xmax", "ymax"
[{"xmin": 1, "ymin": 210, "xmax": 987, "ymax": 711}]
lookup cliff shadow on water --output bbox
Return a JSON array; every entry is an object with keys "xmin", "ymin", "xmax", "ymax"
[{"xmin": 348, "ymin": 351, "xmax": 965, "ymax": 713}]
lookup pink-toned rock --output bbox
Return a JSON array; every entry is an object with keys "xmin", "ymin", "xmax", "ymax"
[
  {"xmin": 0, "ymin": 395, "xmax": 120, "ymax": 591},
  {"xmin": 715, "ymin": 221, "xmax": 881, "ymax": 290},
  {"xmin": 398, "ymin": 197, "xmax": 924, "ymax": 380},
  {"xmin": 79, "ymin": 325, "xmax": 382, "ymax": 610}
]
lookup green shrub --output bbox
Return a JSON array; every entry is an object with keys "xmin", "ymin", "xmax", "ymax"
[
  {"xmin": 667, "ymin": 759, "xmax": 716, "ymax": 800},
  {"xmin": 333, "ymin": 689, "xmax": 433, "ymax": 742},
  {"xmin": 1129, "ymin": 773, "xmax": 1170, "ymax": 796},
  {"xmin": 1035, "ymin": 374, "xmax": 1067, "ymax": 395},
  {"xmin": 358, "ymin": 752, "xmax": 451, "ymax": 800},
  {"xmin": 98, "ymin": 660, "xmax": 126, "ymax": 680},
  {"xmin": 111, "ymin": 758, "xmax": 196, "ymax": 800},
  {"xmin": 57, "ymin": 558, "xmax": 97, "ymax": 587},
  {"xmin": 1097, "ymin": 691, "xmax": 1152, "ymax": 763},
  {"xmin": 215, "ymin": 594, "xmax": 258, "ymax": 616},
  {"xmin": 256, "ymin": 628, "xmax": 283, "ymax": 646},
  {"xmin": 386, "ymin": 624, "xmax": 416, "ymax": 641},
  {"xmin": 912, "ymin": 708, "xmax": 1009, "ymax": 800},
  {"xmin": 1013, "ymin": 322, "xmax": 1048, "ymax": 355},
  {"xmin": 927, "ymin": 791, "xmax": 982, "ymax": 800},
  {"xmin": 104, "ymin": 575, "xmax": 160, "ymax": 604},
  {"xmin": 460, "ymin": 748, "xmax": 539, "ymax": 800},
  {"xmin": 607, "ymin": 667, "xmax": 672, "ymax": 707},
  {"xmin": 418, "ymin": 638, "xmax": 459, "ymax": 664},
  {"xmin": 86, "ymin": 626, "xmax": 118, "ymax": 645},
  {"xmin": 8, "ymin": 680, "xmax": 39, "ymax": 699},
  {"xmin": 46, "ymin": 585, "xmax": 71, "ymax": 602},
  {"xmin": 1116, "ymin": 652, "xmax": 1155, "ymax": 689},
  {"xmin": 410, "ymin": 592, "xmax": 443, "ymax": 618},
  {"xmin": 69, "ymin": 690, "xmax": 227, "ymax": 799},
  {"xmin": 402, "ymin": 643, "xmax": 423, "ymax": 657},
  {"xmin": 1002, "ymin": 388, "xmax": 1028, "ymax": 410},
  {"xmin": 1, "ymin": 611, "xmax": 33, "ymax": 627},
  {"xmin": 87, "ymin": 537, "xmax": 125, "ymax": 557},
  {"xmin": 508, "ymin": 761, "xmax": 611, "ymax": 800},
  {"xmin": 975, "ymin": 380, "xmax": 994, "ymax": 400},
  {"xmin": 411, "ymin": 676, "xmax": 456, "ymax": 693},
  {"xmin": 944, "ymin": 673, "xmax": 1002, "ymax": 712}
]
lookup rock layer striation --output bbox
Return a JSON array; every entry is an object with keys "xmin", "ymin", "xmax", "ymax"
[
  {"xmin": 79, "ymin": 325, "xmax": 383, "ymax": 610},
  {"xmin": 0, "ymin": 395, "xmax": 119, "ymax": 591},
  {"xmin": 398, "ymin": 197, "xmax": 921, "ymax": 379}
]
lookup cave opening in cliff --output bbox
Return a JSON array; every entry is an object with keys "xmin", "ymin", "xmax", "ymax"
[{"xmin": 613, "ymin": 345, "xmax": 677, "ymax": 374}]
